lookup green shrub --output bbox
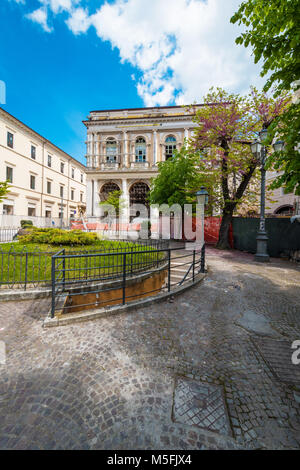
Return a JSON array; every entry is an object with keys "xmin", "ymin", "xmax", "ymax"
[
  {"xmin": 20, "ymin": 220, "xmax": 33, "ymax": 228},
  {"xmin": 19, "ymin": 228, "xmax": 99, "ymax": 246}
]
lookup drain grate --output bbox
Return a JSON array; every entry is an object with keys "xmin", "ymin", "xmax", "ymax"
[
  {"xmin": 252, "ymin": 338, "xmax": 300, "ymax": 386},
  {"xmin": 172, "ymin": 376, "xmax": 232, "ymax": 436}
]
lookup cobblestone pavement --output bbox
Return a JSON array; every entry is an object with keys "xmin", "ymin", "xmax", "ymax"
[{"xmin": 0, "ymin": 247, "xmax": 300, "ymax": 450}]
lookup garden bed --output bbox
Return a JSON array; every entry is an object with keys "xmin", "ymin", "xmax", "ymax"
[{"xmin": 0, "ymin": 239, "xmax": 167, "ymax": 288}]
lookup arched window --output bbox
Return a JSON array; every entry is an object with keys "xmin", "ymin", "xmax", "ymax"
[
  {"xmin": 165, "ymin": 135, "xmax": 176, "ymax": 160},
  {"xmin": 135, "ymin": 137, "xmax": 146, "ymax": 162},
  {"xmin": 274, "ymin": 205, "xmax": 294, "ymax": 216},
  {"xmin": 106, "ymin": 138, "xmax": 117, "ymax": 162},
  {"xmin": 100, "ymin": 182, "xmax": 120, "ymax": 201},
  {"xmin": 129, "ymin": 182, "xmax": 150, "ymax": 207}
]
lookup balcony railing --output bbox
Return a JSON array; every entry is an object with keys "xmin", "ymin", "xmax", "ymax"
[
  {"xmin": 130, "ymin": 159, "xmax": 150, "ymax": 168},
  {"xmin": 86, "ymin": 154, "xmax": 154, "ymax": 170}
]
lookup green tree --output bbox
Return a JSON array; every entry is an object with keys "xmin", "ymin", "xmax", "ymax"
[
  {"xmin": 99, "ymin": 190, "xmax": 126, "ymax": 217},
  {"xmin": 231, "ymin": 0, "xmax": 300, "ymax": 95},
  {"xmin": 0, "ymin": 181, "xmax": 10, "ymax": 203},
  {"xmin": 149, "ymin": 145, "xmax": 207, "ymax": 207},
  {"xmin": 191, "ymin": 87, "xmax": 289, "ymax": 249},
  {"xmin": 231, "ymin": 0, "xmax": 300, "ymax": 194},
  {"xmin": 267, "ymin": 102, "xmax": 300, "ymax": 195}
]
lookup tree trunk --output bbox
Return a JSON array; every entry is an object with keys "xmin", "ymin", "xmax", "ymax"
[{"xmin": 216, "ymin": 206, "xmax": 234, "ymax": 250}]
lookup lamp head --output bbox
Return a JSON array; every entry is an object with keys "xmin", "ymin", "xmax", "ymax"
[
  {"xmin": 250, "ymin": 139, "xmax": 261, "ymax": 156},
  {"xmin": 196, "ymin": 186, "xmax": 209, "ymax": 205}
]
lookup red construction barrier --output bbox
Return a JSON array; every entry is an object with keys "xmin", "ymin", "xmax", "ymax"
[
  {"xmin": 204, "ymin": 216, "xmax": 233, "ymax": 247},
  {"xmin": 70, "ymin": 223, "xmax": 84, "ymax": 230}
]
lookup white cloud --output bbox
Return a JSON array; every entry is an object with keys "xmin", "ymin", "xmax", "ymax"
[
  {"xmin": 20, "ymin": 0, "xmax": 266, "ymax": 106},
  {"xmin": 85, "ymin": 0, "xmax": 265, "ymax": 105},
  {"xmin": 42, "ymin": 0, "xmax": 77, "ymax": 13},
  {"xmin": 66, "ymin": 7, "xmax": 91, "ymax": 35},
  {"xmin": 26, "ymin": 7, "xmax": 52, "ymax": 33}
]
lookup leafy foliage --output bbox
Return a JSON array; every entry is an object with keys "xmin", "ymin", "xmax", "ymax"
[
  {"xmin": 231, "ymin": 0, "xmax": 300, "ymax": 95},
  {"xmin": 266, "ymin": 101, "xmax": 300, "ymax": 195},
  {"xmin": 231, "ymin": 0, "xmax": 300, "ymax": 195},
  {"xmin": 191, "ymin": 87, "xmax": 289, "ymax": 248},
  {"xmin": 19, "ymin": 228, "xmax": 99, "ymax": 246},
  {"xmin": 20, "ymin": 220, "xmax": 34, "ymax": 228},
  {"xmin": 99, "ymin": 190, "xmax": 126, "ymax": 217},
  {"xmin": 0, "ymin": 181, "xmax": 10, "ymax": 203},
  {"xmin": 149, "ymin": 145, "xmax": 207, "ymax": 207}
]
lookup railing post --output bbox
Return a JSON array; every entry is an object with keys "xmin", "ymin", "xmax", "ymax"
[
  {"xmin": 192, "ymin": 249, "xmax": 195, "ymax": 282},
  {"xmin": 62, "ymin": 249, "xmax": 65, "ymax": 292},
  {"xmin": 200, "ymin": 243, "xmax": 205, "ymax": 273},
  {"xmin": 122, "ymin": 253, "xmax": 126, "ymax": 304},
  {"xmin": 167, "ymin": 249, "xmax": 171, "ymax": 292},
  {"xmin": 24, "ymin": 252, "xmax": 28, "ymax": 290},
  {"xmin": 51, "ymin": 255, "xmax": 55, "ymax": 318}
]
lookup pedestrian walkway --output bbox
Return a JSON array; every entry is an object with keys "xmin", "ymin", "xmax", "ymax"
[{"xmin": 0, "ymin": 247, "xmax": 299, "ymax": 449}]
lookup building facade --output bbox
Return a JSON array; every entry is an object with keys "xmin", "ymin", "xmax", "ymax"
[
  {"xmin": 83, "ymin": 104, "xmax": 203, "ymax": 220},
  {"xmin": 266, "ymin": 170, "xmax": 300, "ymax": 216},
  {"xmin": 0, "ymin": 107, "xmax": 86, "ymax": 226},
  {"xmin": 265, "ymin": 87, "xmax": 300, "ymax": 217}
]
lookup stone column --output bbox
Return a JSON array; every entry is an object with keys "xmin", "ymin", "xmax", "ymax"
[
  {"xmin": 153, "ymin": 130, "xmax": 157, "ymax": 166},
  {"xmin": 94, "ymin": 133, "xmax": 98, "ymax": 168},
  {"xmin": 99, "ymin": 136, "xmax": 103, "ymax": 167},
  {"xmin": 87, "ymin": 133, "xmax": 92, "ymax": 166},
  {"xmin": 93, "ymin": 179, "xmax": 100, "ymax": 218},
  {"xmin": 121, "ymin": 179, "xmax": 129, "ymax": 223},
  {"xmin": 130, "ymin": 140, "xmax": 135, "ymax": 167},
  {"xmin": 91, "ymin": 133, "xmax": 95, "ymax": 167},
  {"xmin": 123, "ymin": 131, "xmax": 128, "ymax": 168},
  {"xmin": 86, "ymin": 179, "xmax": 93, "ymax": 217},
  {"xmin": 184, "ymin": 128, "xmax": 189, "ymax": 140}
]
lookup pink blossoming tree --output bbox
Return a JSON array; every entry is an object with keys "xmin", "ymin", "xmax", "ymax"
[{"xmin": 191, "ymin": 87, "xmax": 290, "ymax": 249}]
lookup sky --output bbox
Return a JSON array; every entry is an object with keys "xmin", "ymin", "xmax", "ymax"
[{"xmin": 0, "ymin": 0, "xmax": 265, "ymax": 164}]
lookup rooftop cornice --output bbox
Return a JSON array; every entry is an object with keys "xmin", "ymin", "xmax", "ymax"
[
  {"xmin": 0, "ymin": 107, "xmax": 86, "ymax": 170},
  {"xmin": 83, "ymin": 115, "xmax": 197, "ymax": 128},
  {"xmin": 89, "ymin": 103, "xmax": 204, "ymax": 113}
]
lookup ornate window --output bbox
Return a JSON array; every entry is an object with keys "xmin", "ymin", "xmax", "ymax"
[
  {"xmin": 165, "ymin": 135, "xmax": 176, "ymax": 160},
  {"xmin": 135, "ymin": 137, "xmax": 146, "ymax": 162},
  {"xmin": 106, "ymin": 138, "xmax": 117, "ymax": 162}
]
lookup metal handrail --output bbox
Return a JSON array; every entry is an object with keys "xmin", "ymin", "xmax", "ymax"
[{"xmin": 50, "ymin": 243, "xmax": 205, "ymax": 318}]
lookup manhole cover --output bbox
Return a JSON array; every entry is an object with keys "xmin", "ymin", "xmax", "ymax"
[
  {"xmin": 172, "ymin": 377, "xmax": 232, "ymax": 437},
  {"xmin": 253, "ymin": 338, "xmax": 300, "ymax": 386}
]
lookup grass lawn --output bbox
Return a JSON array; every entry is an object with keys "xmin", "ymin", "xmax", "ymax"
[{"xmin": 0, "ymin": 240, "xmax": 166, "ymax": 287}]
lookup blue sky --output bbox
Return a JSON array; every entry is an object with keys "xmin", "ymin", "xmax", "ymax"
[{"xmin": 0, "ymin": 0, "xmax": 264, "ymax": 164}]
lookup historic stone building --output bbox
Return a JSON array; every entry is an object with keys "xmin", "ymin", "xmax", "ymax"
[
  {"xmin": 0, "ymin": 107, "xmax": 86, "ymax": 226},
  {"xmin": 83, "ymin": 104, "xmax": 203, "ymax": 220}
]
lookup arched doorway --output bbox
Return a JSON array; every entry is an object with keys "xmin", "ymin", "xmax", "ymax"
[
  {"xmin": 129, "ymin": 182, "xmax": 150, "ymax": 207},
  {"xmin": 100, "ymin": 182, "xmax": 120, "ymax": 201}
]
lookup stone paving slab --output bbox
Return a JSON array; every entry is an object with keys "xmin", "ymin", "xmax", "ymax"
[
  {"xmin": 252, "ymin": 338, "xmax": 300, "ymax": 387},
  {"xmin": 172, "ymin": 376, "xmax": 232, "ymax": 437},
  {"xmin": 0, "ymin": 247, "xmax": 300, "ymax": 450}
]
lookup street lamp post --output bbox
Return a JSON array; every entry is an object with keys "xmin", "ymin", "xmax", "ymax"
[
  {"xmin": 251, "ymin": 129, "xmax": 269, "ymax": 262},
  {"xmin": 195, "ymin": 186, "xmax": 209, "ymax": 207}
]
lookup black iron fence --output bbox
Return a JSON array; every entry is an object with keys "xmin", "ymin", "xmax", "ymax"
[
  {"xmin": 51, "ymin": 243, "xmax": 205, "ymax": 318},
  {"xmin": 0, "ymin": 239, "xmax": 168, "ymax": 290}
]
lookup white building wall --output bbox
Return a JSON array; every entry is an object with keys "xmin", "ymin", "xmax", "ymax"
[{"xmin": 0, "ymin": 108, "xmax": 86, "ymax": 226}]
